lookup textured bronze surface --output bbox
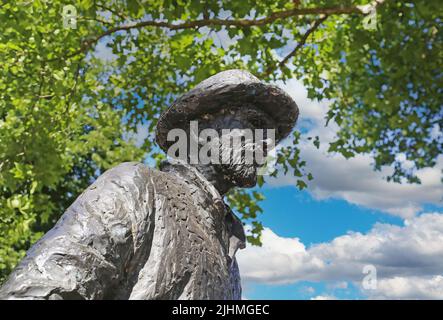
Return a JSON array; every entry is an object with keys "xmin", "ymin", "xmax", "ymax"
[{"xmin": 0, "ymin": 162, "xmax": 244, "ymax": 299}]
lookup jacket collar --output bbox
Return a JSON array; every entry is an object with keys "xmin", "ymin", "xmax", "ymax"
[{"xmin": 160, "ymin": 159, "xmax": 225, "ymax": 209}]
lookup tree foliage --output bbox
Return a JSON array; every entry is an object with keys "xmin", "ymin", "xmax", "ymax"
[{"xmin": 0, "ymin": 0, "xmax": 441, "ymax": 282}]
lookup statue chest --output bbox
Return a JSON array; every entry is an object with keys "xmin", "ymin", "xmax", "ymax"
[{"xmin": 129, "ymin": 176, "xmax": 239, "ymax": 299}]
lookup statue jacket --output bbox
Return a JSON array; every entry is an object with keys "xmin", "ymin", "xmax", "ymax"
[{"xmin": 0, "ymin": 162, "xmax": 246, "ymax": 300}]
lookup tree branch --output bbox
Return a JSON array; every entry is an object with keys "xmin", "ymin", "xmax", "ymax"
[
  {"xmin": 96, "ymin": 3, "xmax": 129, "ymax": 22},
  {"xmin": 56, "ymin": 1, "xmax": 387, "ymax": 61},
  {"xmin": 261, "ymin": 15, "xmax": 329, "ymax": 78},
  {"xmin": 65, "ymin": 62, "xmax": 82, "ymax": 113}
]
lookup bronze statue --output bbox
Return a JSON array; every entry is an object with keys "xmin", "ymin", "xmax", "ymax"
[{"xmin": 0, "ymin": 70, "xmax": 298, "ymax": 299}]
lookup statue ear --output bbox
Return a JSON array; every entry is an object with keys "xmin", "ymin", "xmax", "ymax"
[{"xmin": 225, "ymin": 207, "xmax": 246, "ymax": 262}]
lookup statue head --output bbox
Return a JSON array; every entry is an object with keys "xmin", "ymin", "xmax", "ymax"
[{"xmin": 155, "ymin": 69, "xmax": 299, "ymax": 190}]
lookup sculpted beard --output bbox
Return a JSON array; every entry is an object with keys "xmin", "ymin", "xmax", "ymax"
[{"xmin": 216, "ymin": 134, "xmax": 258, "ymax": 188}]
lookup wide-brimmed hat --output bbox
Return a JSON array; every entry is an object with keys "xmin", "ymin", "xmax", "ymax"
[{"xmin": 155, "ymin": 69, "xmax": 299, "ymax": 152}]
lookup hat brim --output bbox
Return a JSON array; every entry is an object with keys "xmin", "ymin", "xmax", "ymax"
[{"xmin": 156, "ymin": 81, "xmax": 299, "ymax": 152}]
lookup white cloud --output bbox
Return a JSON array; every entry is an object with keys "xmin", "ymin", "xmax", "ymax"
[
  {"xmin": 288, "ymin": 145, "xmax": 443, "ymax": 218},
  {"xmin": 311, "ymin": 295, "xmax": 337, "ymax": 300},
  {"xmin": 237, "ymin": 227, "xmax": 324, "ymax": 285},
  {"xmin": 276, "ymin": 79, "xmax": 332, "ymax": 126},
  {"xmin": 269, "ymin": 79, "xmax": 443, "ymax": 218},
  {"xmin": 371, "ymin": 276, "xmax": 443, "ymax": 300},
  {"xmin": 237, "ymin": 213, "xmax": 443, "ymax": 299}
]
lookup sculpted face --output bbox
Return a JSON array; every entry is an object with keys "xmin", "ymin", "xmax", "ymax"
[
  {"xmin": 156, "ymin": 70, "xmax": 299, "ymax": 194},
  {"xmin": 197, "ymin": 106, "xmax": 276, "ymax": 188}
]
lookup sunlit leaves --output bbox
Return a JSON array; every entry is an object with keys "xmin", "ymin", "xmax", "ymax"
[
  {"xmin": 318, "ymin": 1, "xmax": 442, "ymax": 183},
  {"xmin": 226, "ymin": 189, "xmax": 265, "ymax": 245},
  {"xmin": 0, "ymin": 1, "xmax": 144, "ymax": 282}
]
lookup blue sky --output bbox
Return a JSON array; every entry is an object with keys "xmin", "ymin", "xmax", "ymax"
[
  {"xmin": 235, "ymin": 79, "xmax": 443, "ymax": 300},
  {"xmin": 241, "ymin": 187, "xmax": 402, "ymax": 300},
  {"xmin": 252, "ymin": 187, "xmax": 403, "ymax": 246},
  {"xmin": 238, "ymin": 183, "xmax": 443, "ymax": 299}
]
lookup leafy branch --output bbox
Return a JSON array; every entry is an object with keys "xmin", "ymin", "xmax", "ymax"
[
  {"xmin": 59, "ymin": 1, "xmax": 387, "ymax": 60},
  {"xmin": 260, "ymin": 14, "xmax": 329, "ymax": 78}
]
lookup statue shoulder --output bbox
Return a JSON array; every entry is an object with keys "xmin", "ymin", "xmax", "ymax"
[
  {"xmin": 103, "ymin": 161, "xmax": 154, "ymax": 175},
  {"xmin": 95, "ymin": 162, "xmax": 162, "ymax": 185},
  {"xmin": 74, "ymin": 161, "xmax": 164, "ymax": 211}
]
